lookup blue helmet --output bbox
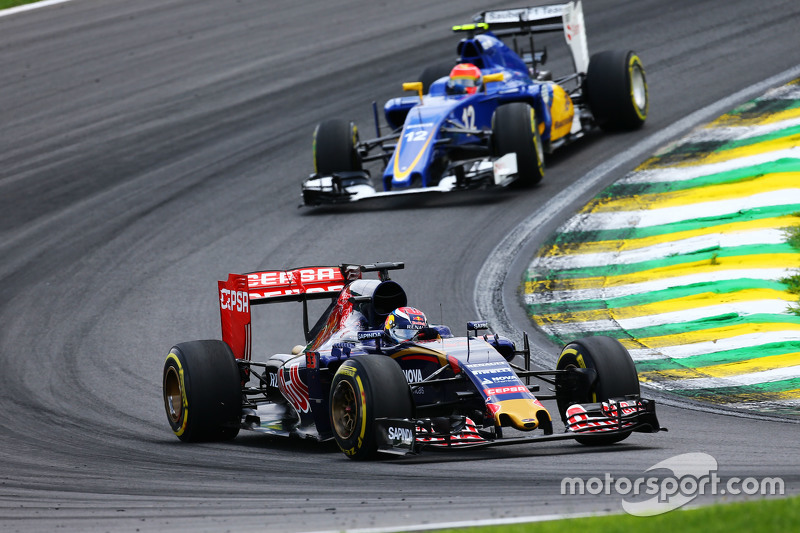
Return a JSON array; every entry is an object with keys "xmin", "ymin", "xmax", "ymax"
[{"xmin": 384, "ymin": 307, "xmax": 427, "ymax": 342}]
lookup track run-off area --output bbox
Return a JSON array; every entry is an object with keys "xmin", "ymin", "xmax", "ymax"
[{"xmin": 526, "ymin": 80, "xmax": 800, "ymax": 416}]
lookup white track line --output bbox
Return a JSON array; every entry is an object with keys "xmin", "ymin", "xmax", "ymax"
[{"xmin": 0, "ymin": 0, "xmax": 74, "ymax": 18}]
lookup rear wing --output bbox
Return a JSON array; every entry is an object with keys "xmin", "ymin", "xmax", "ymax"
[
  {"xmin": 459, "ymin": 1, "xmax": 589, "ymax": 74},
  {"xmin": 218, "ymin": 262, "xmax": 404, "ymax": 359},
  {"xmin": 247, "ymin": 266, "xmax": 347, "ymax": 304}
]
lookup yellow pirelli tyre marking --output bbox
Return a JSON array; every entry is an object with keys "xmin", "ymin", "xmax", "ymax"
[
  {"xmin": 356, "ymin": 376, "xmax": 367, "ymax": 449},
  {"xmin": 165, "ymin": 352, "xmax": 189, "ymax": 437},
  {"xmin": 628, "ymin": 54, "xmax": 648, "ymax": 121}
]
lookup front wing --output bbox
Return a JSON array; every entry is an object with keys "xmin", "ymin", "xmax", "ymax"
[
  {"xmin": 374, "ymin": 397, "xmax": 663, "ymax": 456},
  {"xmin": 300, "ymin": 153, "xmax": 520, "ymax": 206}
]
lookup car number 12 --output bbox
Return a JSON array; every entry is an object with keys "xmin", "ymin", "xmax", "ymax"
[
  {"xmin": 404, "ymin": 130, "xmax": 428, "ymax": 143},
  {"xmin": 462, "ymin": 106, "xmax": 475, "ymax": 130}
]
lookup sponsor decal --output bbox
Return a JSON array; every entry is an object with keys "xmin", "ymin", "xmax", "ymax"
[
  {"xmin": 219, "ymin": 288, "xmax": 249, "ymax": 312},
  {"xmin": 387, "ymin": 426, "xmax": 414, "ymax": 445},
  {"xmin": 481, "ymin": 375, "xmax": 518, "ymax": 384},
  {"xmin": 337, "ymin": 365, "xmax": 357, "ymax": 377},
  {"xmin": 248, "ymin": 267, "xmax": 340, "ymax": 288},
  {"xmin": 553, "ymin": 117, "xmax": 572, "ymax": 131},
  {"xmin": 247, "ymin": 267, "xmax": 344, "ymax": 299},
  {"xmin": 484, "ymin": 385, "xmax": 528, "ymax": 396},
  {"xmin": 466, "ymin": 361, "xmax": 508, "ymax": 368},
  {"xmin": 357, "ymin": 331, "xmax": 383, "ymax": 340},
  {"xmin": 403, "ymin": 368, "xmax": 423, "ymax": 383},
  {"xmin": 473, "ymin": 367, "xmax": 514, "ymax": 375}
]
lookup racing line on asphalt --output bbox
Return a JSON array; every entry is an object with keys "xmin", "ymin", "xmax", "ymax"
[{"xmin": 476, "ymin": 65, "xmax": 800, "ymax": 420}]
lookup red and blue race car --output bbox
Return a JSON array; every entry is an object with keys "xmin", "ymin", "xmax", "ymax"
[
  {"xmin": 162, "ymin": 262, "xmax": 663, "ymax": 459},
  {"xmin": 301, "ymin": 2, "xmax": 648, "ymax": 206}
]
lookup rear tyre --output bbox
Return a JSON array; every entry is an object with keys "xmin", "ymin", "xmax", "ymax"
[
  {"xmin": 555, "ymin": 336, "xmax": 639, "ymax": 445},
  {"xmin": 313, "ymin": 119, "xmax": 362, "ymax": 176},
  {"xmin": 329, "ymin": 355, "xmax": 413, "ymax": 460},
  {"xmin": 584, "ymin": 50, "xmax": 648, "ymax": 131},
  {"xmin": 163, "ymin": 340, "xmax": 242, "ymax": 442},
  {"xmin": 492, "ymin": 102, "xmax": 545, "ymax": 187}
]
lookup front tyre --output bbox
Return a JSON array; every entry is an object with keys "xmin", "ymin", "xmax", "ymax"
[
  {"xmin": 584, "ymin": 50, "xmax": 648, "ymax": 131},
  {"xmin": 313, "ymin": 119, "xmax": 362, "ymax": 176},
  {"xmin": 329, "ymin": 355, "xmax": 413, "ymax": 460},
  {"xmin": 492, "ymin": 102, "xmax": 545, "ymax": 187},
  {"xmin": 555, "ymin": 336, "xmax": 640, "ymax": 445},
  {"xmin": 163, "ymin": 340, "xmax": 242, "ymax": 442},
  {"xmin": 419, "ymin": 61, "xmax": 453, "ymax": 94}
]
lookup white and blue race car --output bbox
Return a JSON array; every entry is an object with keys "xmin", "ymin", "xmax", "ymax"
[{"xmin": 301, "ymin": 2, "xmax": 648, "ymax": 206}]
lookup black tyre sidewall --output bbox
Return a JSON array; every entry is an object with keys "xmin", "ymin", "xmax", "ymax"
[
  {"xmin": 585, "ymin": 50, "xmax": 648, "ymax": 131},
  {"xmin": 163, "ymin": 340, "xmax": 242, "ymax": 442},
  {"xmin": 556, "ymin": 336, "xmax": 640, "ymax": 444},
  {"xmin": 492, "ymin": 102, "xmax": 545, "ymax": 187},
  {"xmin": 329, "ymin": 355, "xmax": 413, "ymax": 460},
  {"xmin": 313, "ymin": 119, "xmax": 362, "ymax": 176}
]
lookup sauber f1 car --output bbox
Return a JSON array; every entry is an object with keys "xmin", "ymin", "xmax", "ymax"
[
  {"xmin": 162, "ymin": 262, "xmax": 663, "ymax": 459},
  {"xmin": 300, "ymin": 2, "xmax": 648, "ymax": 206}
]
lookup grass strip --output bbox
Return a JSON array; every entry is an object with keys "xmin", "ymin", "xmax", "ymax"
[
  {"xmin": 0, "ymin": 0, "xmax": 41, "ymax": 8},
  {"xmin": 436, "ymin": 495, "xmax": 799, "ymax": 533}
]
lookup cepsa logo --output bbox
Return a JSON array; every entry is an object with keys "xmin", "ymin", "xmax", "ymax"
[
  {"xmin": 249, "ymin": 267, "xmax": 340, "ymax": 287},
  {"xmin": 484, "ymin": 385, "xmax": 528, "ymax": 396},
  {"xmin": 220, "ymin": 288, "xmax": 249, "ymax": 312},
  {"xmin": 248, "ymin": 268, "xmax": 344, "ymax": 298}
]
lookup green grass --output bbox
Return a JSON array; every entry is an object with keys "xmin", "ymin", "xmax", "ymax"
[
  {"xmin": 435, "ymin": 495, "xmax": 798, "ymax": 533},
  {"xmin": 781, "ymin": 214, "xmax": 800, "ymax": 315},
  {"xmin": 0, "ymin": 0, "xmax": 42, "ymax": 9}
]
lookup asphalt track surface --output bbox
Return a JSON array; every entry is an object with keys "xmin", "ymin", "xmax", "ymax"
[{"xmin": 1, "ymin": 1, "xmax": 799, "ymax": 531}]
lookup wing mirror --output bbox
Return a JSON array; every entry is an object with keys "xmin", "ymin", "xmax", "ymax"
[{"xmin": 403, "ymin": 82, "xmax": 424, "ymax": 101}]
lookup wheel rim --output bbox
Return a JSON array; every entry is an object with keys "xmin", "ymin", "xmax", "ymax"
[
  {"xmin": 164, "ymin": 366, "xmax": 183, "ymax": 424},
  {"xmin": 630, "ymin": 64, "xmax": 647, "ymax": 114},
  {"xmin": 331, "ymin": 380, "xmax": 358, "ymax": 439}
]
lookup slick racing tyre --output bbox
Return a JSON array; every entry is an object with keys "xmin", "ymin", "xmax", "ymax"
[
  {"xmin": 555, "ymin": 336, "xmax": 640, "ymax": 445},
  {"xmin": 313, "ymin": 118, "xmax": 362, "ymax": 176},
  {"xmin": 584, "ymin": 50, "xmax": 648, "ymax": 131},
  {"xmin": 163, "ymin": 340, "xmax": 242, "ymax": 442},
  {"xmin": 492, "ymin": 102, "xmax": 545, "ymax": 187},
  {"xmin": 329, "ymin": 355, "xmax": 413, "ymax": 460}
]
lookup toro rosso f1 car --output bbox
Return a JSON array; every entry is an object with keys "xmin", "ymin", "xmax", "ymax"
[
  {"xmin": 162, "ymin": 262, "xmax": 663, "ymax": 459},
  {"xmin": 301, "ymin": 2, "xmax": 648, "ymax": 206}
]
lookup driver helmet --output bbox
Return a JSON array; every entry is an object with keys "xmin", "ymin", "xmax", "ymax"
[
  {"xmin": 447, "ymin": 63, "xmax": 483, "ymax": 95},
  {"xmin": 384, "ymin": 307, "xmax": 428, "ymax": 342}
]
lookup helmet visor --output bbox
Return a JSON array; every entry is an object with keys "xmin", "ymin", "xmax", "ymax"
[
  {"xmin": 392, "ymin": 325, "xmax": 422, "ymax": 341},
  {"xmin": 449, "ymin": 76, "xmax": 479, "ymax": 89}
]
